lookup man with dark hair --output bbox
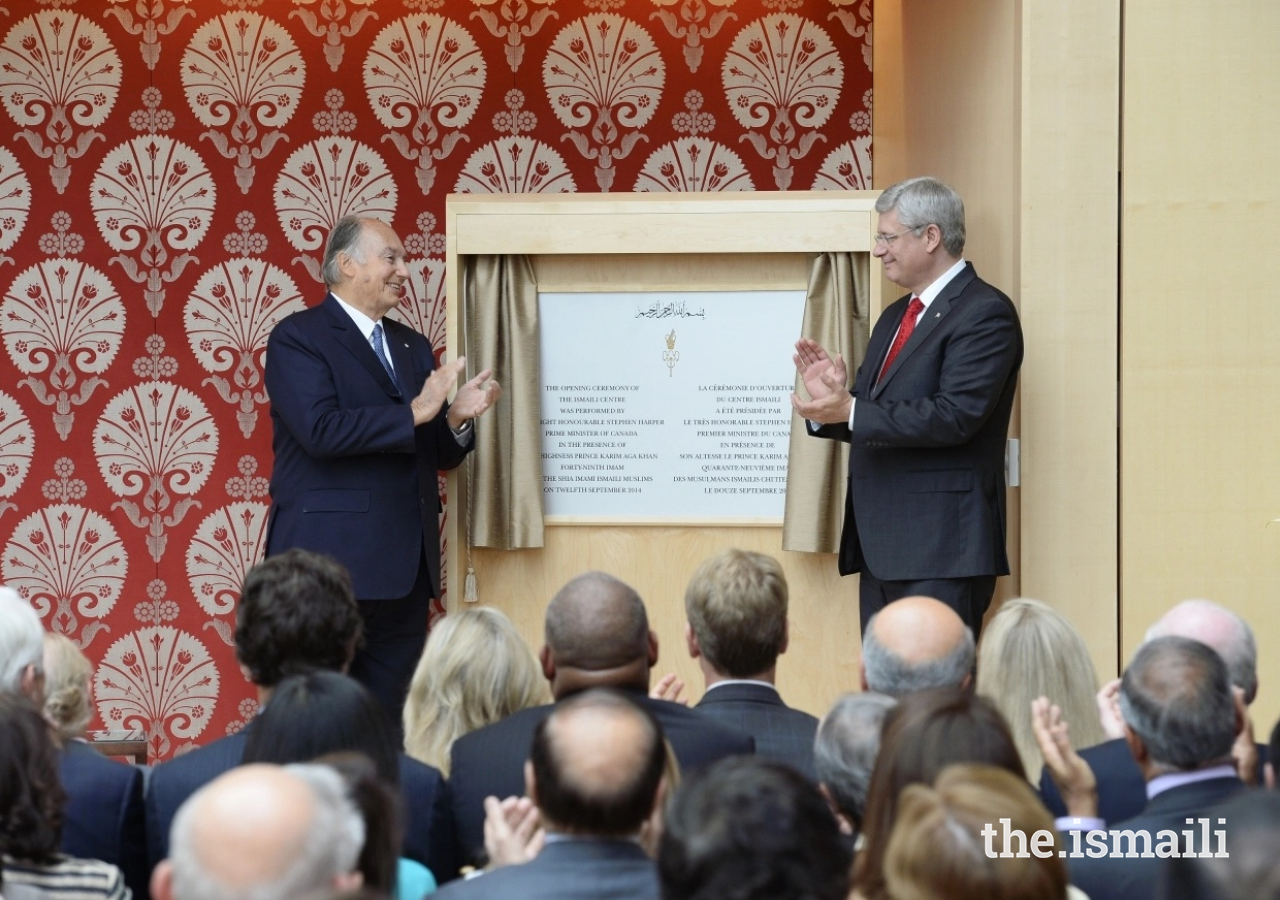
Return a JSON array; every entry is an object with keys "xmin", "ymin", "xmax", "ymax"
[
  {"xmin": 448, "ymin": 571, "xmax": 753, "ymax": 865},
  {"xmin": 682, "ymin": 549, "xmax": 819, "ymax": 779},
  {"xmin": 264, "ymin": 214, "xmax": 500, "ymax": 725},
  {"xmin": 1047, "ymin": 637, "xmax": 1247, "ymax": 900},
  {"xmin": 436, "ymin": 690, "xmax": 666, "ymax": 900},
  {"xmin": 658, "ymin": 756, "xmax": 851, "ymax": 900},
  {"xmin": 146, "ymin": 550, "xmax": 457, "ymax": 881},
  {"xmin": 813, "ymin": 691, "xmax": 896, "ymax": 837}
]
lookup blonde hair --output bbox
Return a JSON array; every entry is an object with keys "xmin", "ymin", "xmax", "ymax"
[
  {"xmin": 976, "ymin": 598, "xmax": 1105, "ymax": 779},
  {"xmin": 885, "ymin": 764, "xmax": 1068, "ymax": 900},
  {"xmin": 403, "ymin": 608, "xmax": 548, "ymax": 775},
  {"xmin": 42, "ymin": 632, "xmax": 94, "ymax": 741}
]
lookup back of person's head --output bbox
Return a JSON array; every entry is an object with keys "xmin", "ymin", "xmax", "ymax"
[
  {"xmin": 314, "ymin": 753, "xmax": 404, "ymax": 898},
  {"xmin": 543, "ymin": 572, "xmax": 652, "ymax": 692},
  {"xmin": 158, "ymin": 763, "xmax": 364, "ymax": 900},
  {"xmin": 1120, "ymin": 635, "xmax": 1237, "ymax": 773},
  {"xmin": 854, "ymin": 687, "xmax": 1024, "ymax": 900},
  {"xmin": 403, "ymin": 607, "xmax": 547, "ymax": 775},
  {"xmin": 1145, "ymin": 599, "xmax": 1258, "ymax": 705},
  {"xmin": 527, "ymin": 688, "xmax": 665, "ymax": 838},
  {"xmin": 813, "ymin": 692, "xmax": 897, "ymax": 834},
  {"xmin": 862, "ymin": 597, "xmax": 974, "ymax": 696},
  {"xmin": 885, "ymin": 763, "xmax": 1068, "ymax": 900},
  {"xmin": 684, "ymin": 549, "xmax": 788, "ymax": 678},
  {"xmin": 242, "ymin": 671, "xmax": 399, "ymax": 786},
  {"xmin": 42, "ymin": 632, "xmax": 94, "ymax": 742},
  {"xmin": 658, "ymin": 756, "xmax": 850, "ymax": 900},
  {"xmin": 976, "ymin": 598, "xmax": 1104, "ymax": 777},
  {"xmin": 0, "ymin": 587, "xmax": 44, "ymax": 700},
  {"xmin": 235, "ymin": 550, "xmax": 363, "ymax": 688},
  {"xmin": 0, "ymin": 693, "xmax": 67, "ymax": 864},
  {"xmin": 1160, "ymin": 789, "xmax": 1280, "ymax": 900},
  {"xmin": 874, "ymin": 176, "xmax": 966, "ymax": 256}
]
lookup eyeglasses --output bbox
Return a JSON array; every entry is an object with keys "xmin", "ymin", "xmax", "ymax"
[{"xmin": 873, "ymin": 225, "xmax": 925, "ymax": 246}]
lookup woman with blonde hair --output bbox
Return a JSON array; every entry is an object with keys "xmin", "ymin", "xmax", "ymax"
[
  {"xmin": 403, "ymin": 608, "xmax": 547, "ymax": 775},
  {"xmin": 41, "ymin": 633, "xmax": 94, "ymax": 742},
  {"xmin": 976, "ymin": 598, "xmax": 1106, "ymax": 781}
]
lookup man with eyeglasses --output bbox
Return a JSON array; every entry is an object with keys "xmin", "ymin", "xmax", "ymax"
[{"xmin": 791, "ymin": 176, "xmax": 1022, "ymax": 643}]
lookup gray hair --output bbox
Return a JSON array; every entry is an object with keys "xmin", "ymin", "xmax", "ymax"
[
  {"xmin": 875, "ymin": 176, "xmax": 966, "ymax": 256},
  {"xmin": 1144, "ymin": 600, "xmax": 1258, "ymax": 705},
  {"xmin": 861, "ymin": 621, "xmax": 974, "ymax": 698},
  {"xmin": 169, "ymin": 764, "xmax": 365, "ymax": 900},
  {"xmin": 813, "ymin": 692, "xmax": 897, "ymax": 829},
  {"xmin": 0, "ymin": 587, "xmax": 44, "ymax": 696},
  {"xmin": 1119, "ymin": 636, "xmax": 1237, "ymax": 772},
  {"xmin": 320, "ymin": 216, "xmax": 368, "ymax": 287}
]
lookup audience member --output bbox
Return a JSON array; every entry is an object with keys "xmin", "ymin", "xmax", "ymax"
[
  {"xmin": 145, "ymin": 550, "xmax": 456, "ymax": 881},
  {"xmin": 1, "ymin": 593, "xmax": 147, "ymax": 900},
  {"xmin": 884, "ymin": 763, "xmax": 1069, "ymax": 900},
  {"xmin": 853, "ymin": 687, "xmax": 1024, "ymax": 900},
  {"xmin": 977, "ymin": 598, "xmax": 1105, "ymax": 779},
  {"xmin": 0, "ymin": 694, "xmax": 128, "ymax": 900},
  {"xmin": 318, "ymin": 753, "xmax": 435, "ymax": 900},
  {"xmin": 41, "ymin": 634, "xmax": 94, "ymax": 742},
  {"xmin": 1040, "ymin": 636, "xmax": 1246, "ymax": 900},
  {"xmin": 436, "ymin": 690, "xmax": 667, "ymax": 900},
  {"xmin": 681, "ymin": 549, "xmax": 819, "ymax": 779},
  {"xmin": 448, "ymin": 572, "xmax": 753, "ymax": 866},
  {"xmin": 1159, "ymin": 788, "xmax": 1280, "ymax": 900},
  {"xmin": 1040, "ymin": 599, "xmax": 1260, "ymax": 824},
  {"xmin": 403, "ymin": 607, "xmax": 547, "ymax": 776},
  {"xmin": 657, "ymin": 756, "xmax": 850, "ymax": 900},
  {"xmin": 859, "ymin": 596, "xmax": 974, "ymax": 696},
  {"xmin": 151, "ymin": 764, "xmax": 363, "ymax": 900},
  {"xmin": 812, "ymin": 692, "xmax": 896, "ymax": 838}
]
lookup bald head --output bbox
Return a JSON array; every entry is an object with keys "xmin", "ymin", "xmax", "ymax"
[
  {"xmin": 157, "ymin": 764, "xmax": 363, "ymax": 900},
  {"xmin": 861, "ymin": 597, "xmax": 974, "ymax": 697},
  {"xmin": 528, "ymin": 689, "xmax": 666, "ymax": 837},
  {"xmin": 544, "ymin": 572, "xmax": 652, "ymax": 683},
  {"xmin": 1146, "ymin": 600, "xmax": 1257, "ymax": 704}
]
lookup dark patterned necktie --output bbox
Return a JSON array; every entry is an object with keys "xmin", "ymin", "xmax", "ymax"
[
  {"xmin": 877, "ymin": 296, "xmax": 924, "ymax": 383},
  {"xmin": 371, "ymin": 322, "xmax": 396, "ymax": 381}
]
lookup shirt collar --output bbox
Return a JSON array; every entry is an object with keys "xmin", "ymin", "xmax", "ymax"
[
  {"xmin": 331, "ymin": 292, "xmax": 379, "ymax": 341},
  {"xmin": 1146, "ymin": 762, "xmax": 1238, "ymax": 800},
  {"xmin": 915, "ymin": 257, "xmax": 968, "ymax": 311}
]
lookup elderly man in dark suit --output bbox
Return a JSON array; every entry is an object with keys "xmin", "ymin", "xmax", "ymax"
[
  {"xmin": 145, "ymin": 550, "xmax": 458, "ymax": 882},
  {"xmin": 264, "ymin": 214, "xmax": 499, "ymax": 726},
  {"xmin": 448, "ymin": 571, "xmax": 754, "ymax": 867},
  {"xmin": 680, "ymin": 548, "xmax": 819, "ymax": 779},
  {"xmin": 793, "ymin": 176, "xmax": 1022, "ymax": 641},
  {"xmin": 436, "ymin": 690, "xmax": 667, "ymax": 900}
]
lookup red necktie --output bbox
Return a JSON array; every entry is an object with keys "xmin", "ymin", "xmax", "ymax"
[{"xmin": 878, "ymin": 296, "xmax": 924, "ymax": 384}]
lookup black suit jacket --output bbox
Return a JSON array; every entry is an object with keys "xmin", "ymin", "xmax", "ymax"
[
  {"xmin": 145, "ymin": 729, "xmax": 459, "ymax": 882},
  {"xmin": 448, "ymin": 690, "xmax": 755, "ymax": 866},
  {"xmin": 694, "ymin": 682, "xmax": 818, "ymax": 780},
  {"xmin": 433, "ymin": 839, "xmax": 658, "ymax": 900},
  {"xmin": 1067, "ymin": 776, "xmax": 1245, "ymax": 900},
  {"xmin": 59, "ymin": 741, "xmax": 149, "ymax": 900},
  {"xmin": 816, "ymin": 263, "xmax": 1022, "ymax": 580},
  {"xmin": 263, "ymin": 294, "xmax": 469, "ymax": 599}
]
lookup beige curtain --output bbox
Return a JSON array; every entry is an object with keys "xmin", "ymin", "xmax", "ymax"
[
  {"xmin": 461, "ymin": 255, "xmax": 544, "ymax": 550},
  {"xmin": 782, "ymin": 252, "xmax": 871, "ymax": 553}
]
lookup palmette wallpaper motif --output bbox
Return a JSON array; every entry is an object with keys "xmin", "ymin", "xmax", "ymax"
[{"xmin": 0, "ymin": 0, "xmax": 871, "ymax": 761}]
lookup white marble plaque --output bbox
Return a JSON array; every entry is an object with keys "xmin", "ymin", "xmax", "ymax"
[{"xmin": 539, "ymin": 290, "xmax": 806, "ymax": 520}]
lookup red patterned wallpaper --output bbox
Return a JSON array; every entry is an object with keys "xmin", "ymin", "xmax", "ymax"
[{"xmin": 0, "ymin": 0, "xmax": 872, "ymax": 761}]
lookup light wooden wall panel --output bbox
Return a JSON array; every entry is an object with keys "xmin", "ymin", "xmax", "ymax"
[{"xmin": 1121, "ymin": 1, "xmax": 1280, "ymax": 733}]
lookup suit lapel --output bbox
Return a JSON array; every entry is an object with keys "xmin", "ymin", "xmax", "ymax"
[
  {"xmin": 322, "ymin": 295, "xmax": 403, "ymax": 399},
  {"xmin": 871, "ymin": 263, "xmax": 977, "ymax": 398},
  {"xmin": 382, "ymin": 317, "xmax": 414, "ymax": 396}
]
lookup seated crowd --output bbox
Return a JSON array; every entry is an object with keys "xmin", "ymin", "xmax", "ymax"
[{"xmin": 1, "ymin": 550, "xmax": 1277, "ymax": 900}]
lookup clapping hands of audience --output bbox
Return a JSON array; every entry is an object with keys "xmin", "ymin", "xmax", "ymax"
[{"xmin": 1031, "ymin": 695, "xmax": 1099, "ymax": 820}]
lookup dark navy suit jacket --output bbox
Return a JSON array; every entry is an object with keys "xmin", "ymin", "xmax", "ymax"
[
  {"xmin": 816, "ymin": 263, "xmax": 1023, "ymax": 581},
  {"xmin": 433, "ymin": 839, "xmax": 658, "ymax": 900},
  {"xmin": 694, "ymin": 682, "xmax": 818, "ymax": 780},
  {"xmin": 144, "ymin": 729, "xmax": 460, "ymax": 882},
  {"xmin": 448, "ymin": 689, "xmax": 754, "ymax": 866},
  {"xmin": 59, "ymin": 741, "xmax": 149, "ymax": 900},
  {"xmin": 263, "ymin": 294, "xmax": 468, "ymax": 599}
]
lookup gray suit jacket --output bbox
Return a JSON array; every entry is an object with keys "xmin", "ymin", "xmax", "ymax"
[
  {"xmin": 695, "ymin": 682, "xmax": 818, "ymax": 780},
  {"xmin": 433, "ymin": 839, "xmax": 658, "ymax": 900}
]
